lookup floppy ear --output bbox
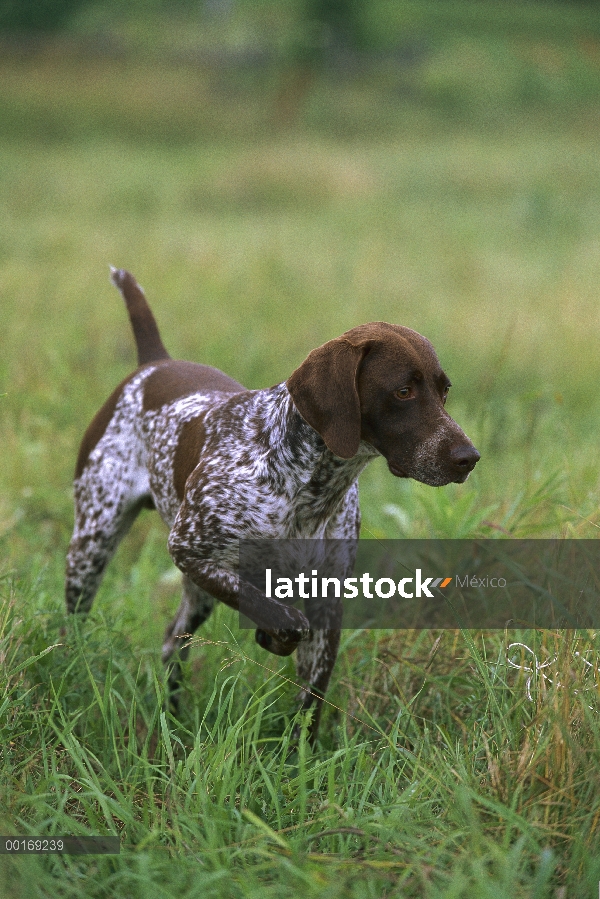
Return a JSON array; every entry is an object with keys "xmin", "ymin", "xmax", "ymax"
[{"xmin": 286, "ymin": 338, "xmax": 368, "ymax": 459}]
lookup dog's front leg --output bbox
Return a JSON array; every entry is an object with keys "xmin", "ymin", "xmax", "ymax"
[
  {"xmin": 167, "ymin": 534, "xmax": 310, "ymax": 657},
  {"xmin": 294, "ymin": 595, "xmax": 342, "ymax": 744}
]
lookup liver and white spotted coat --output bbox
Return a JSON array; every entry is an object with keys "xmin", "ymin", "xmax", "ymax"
[{"xmin": 66, "ymin": 269, "xmax": 480, "ymax": 742}]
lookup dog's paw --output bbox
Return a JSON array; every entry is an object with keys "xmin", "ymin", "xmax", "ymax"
[{"xmin": 255, "ymin": 626, "xmax": 310, "ymax": 656}]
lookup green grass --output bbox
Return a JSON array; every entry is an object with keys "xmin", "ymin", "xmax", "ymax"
[{"xmin": 2, "ymin": 1, "xmax": 600, "ymax": 894}]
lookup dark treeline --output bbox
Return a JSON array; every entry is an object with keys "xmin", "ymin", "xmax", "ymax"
[{"xmin": 0, "ymin": 0, "xmax": 597, "ymax": 37}]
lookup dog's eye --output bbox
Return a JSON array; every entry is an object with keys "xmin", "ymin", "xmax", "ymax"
[
  {"xmin": 443, "ymin": 386, "xmax": 450, "ymax": 403},
  {"xmin": 395, "ymin": 387, "xmax": 412, "ymax": 400}
]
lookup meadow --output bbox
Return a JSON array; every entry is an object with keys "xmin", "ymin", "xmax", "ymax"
[{"xmin": 2, "ymin": 1, "xmax": 600, "ymax": 895}]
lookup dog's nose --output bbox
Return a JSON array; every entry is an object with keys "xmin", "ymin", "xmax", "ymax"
[{"xmin": 449, "ymin": 444, "xmax": 480, "ymax": 472}]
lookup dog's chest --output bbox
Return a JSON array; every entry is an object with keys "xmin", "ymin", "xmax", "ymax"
[
  {"xmin": 178, "ymin": 435, "xmax": 363, "ymax": 543},
  {"xmin": 139, "ymin": 384, "xmax": 364, "ymax": 541}
]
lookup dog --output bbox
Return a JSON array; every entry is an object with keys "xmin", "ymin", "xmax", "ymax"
[{"xmin": 66, "ymin": 269, "xmax": 479, "ymax": 742}]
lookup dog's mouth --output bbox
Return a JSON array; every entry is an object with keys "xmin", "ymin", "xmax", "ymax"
[
  {"xmin": 388, "ymin": 461, "xmax": 475, "ymax": 486},
  {"xmin": 453, "ymin": 470, "xmax": 472, "ymax": 484}
]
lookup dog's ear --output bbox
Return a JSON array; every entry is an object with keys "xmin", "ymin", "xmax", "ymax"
[{"xmin": 287, "ymin": 338, "xmax": 369, "ymax": 459}]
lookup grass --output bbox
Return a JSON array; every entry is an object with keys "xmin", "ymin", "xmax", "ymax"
[
  {"xmin": 4, "ymin": 582, "xmax": 600, "ymax": 897},
  {"xmin": 2, "ymin": 1, "xmax": 600, "ymax": 894}
]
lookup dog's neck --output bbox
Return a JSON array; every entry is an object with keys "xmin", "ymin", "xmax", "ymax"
[{"xmin": 256, "ymin": 383, "xmax": 379, "ymax": 512}]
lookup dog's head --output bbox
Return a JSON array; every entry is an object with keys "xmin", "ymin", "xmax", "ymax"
[{"xmin": 286, "ymin": 322, "xmax": 479, "ymax": 486}]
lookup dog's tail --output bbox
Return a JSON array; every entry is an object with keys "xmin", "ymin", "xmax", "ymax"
[{"xmin": 110, "ymin": 267, "xmax": 171, "ymax": 366}]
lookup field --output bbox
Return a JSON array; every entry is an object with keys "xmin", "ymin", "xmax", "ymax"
[{"xmin": 2, "ymin": 1, "xmax": 600, "ymax": 895}]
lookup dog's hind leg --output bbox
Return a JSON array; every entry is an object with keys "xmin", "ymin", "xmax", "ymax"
[
  {"xmin": 65, "ymin": 460, "xmax": 152, "ymax": 615},
  {"xmin": 162, "ymin": 575, "xmax": 215, "ymax": 711}
]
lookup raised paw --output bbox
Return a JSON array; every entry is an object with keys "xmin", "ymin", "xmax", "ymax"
[{"xmin": 255, "ymin": 626, "xmax": 310, "ymax": 656}]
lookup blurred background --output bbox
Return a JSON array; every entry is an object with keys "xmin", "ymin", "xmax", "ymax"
[{"xmin": 2, "ymin": 0, "xmax": 600, "ymax": 595}]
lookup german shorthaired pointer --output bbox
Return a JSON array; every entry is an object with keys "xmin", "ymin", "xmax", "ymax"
[{"xmin": 66, "ymin": 269, "xmax": 479, "ymax": 741}]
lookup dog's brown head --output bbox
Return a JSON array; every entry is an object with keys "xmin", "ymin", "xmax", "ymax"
[{"xmin": 286, "ymin": 322, "xmax": 479, "ymax": 486}]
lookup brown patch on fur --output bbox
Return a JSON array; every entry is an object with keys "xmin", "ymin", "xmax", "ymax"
[
  {"xmin": 75, "ymin": 371, "xmax": 138, "ymax": 479},
  {"xmin": 142, "ymin": 360, "xmax": 245, "ymax": 413},
  {"xmin": 173, "ymin": 416, "xmax": 207, "ymax": 501},
  {"xmin": 287, "ymin": 339, "xmax": 367, "ymax": 459},
  {"xmin": 287, "ymin": 322, "xmax": 431, "ymax": 460}
]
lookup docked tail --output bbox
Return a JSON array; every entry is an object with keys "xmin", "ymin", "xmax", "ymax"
[{"xmin": 110, "ymin": 267, "xmax": 171, "ymax": 366}]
